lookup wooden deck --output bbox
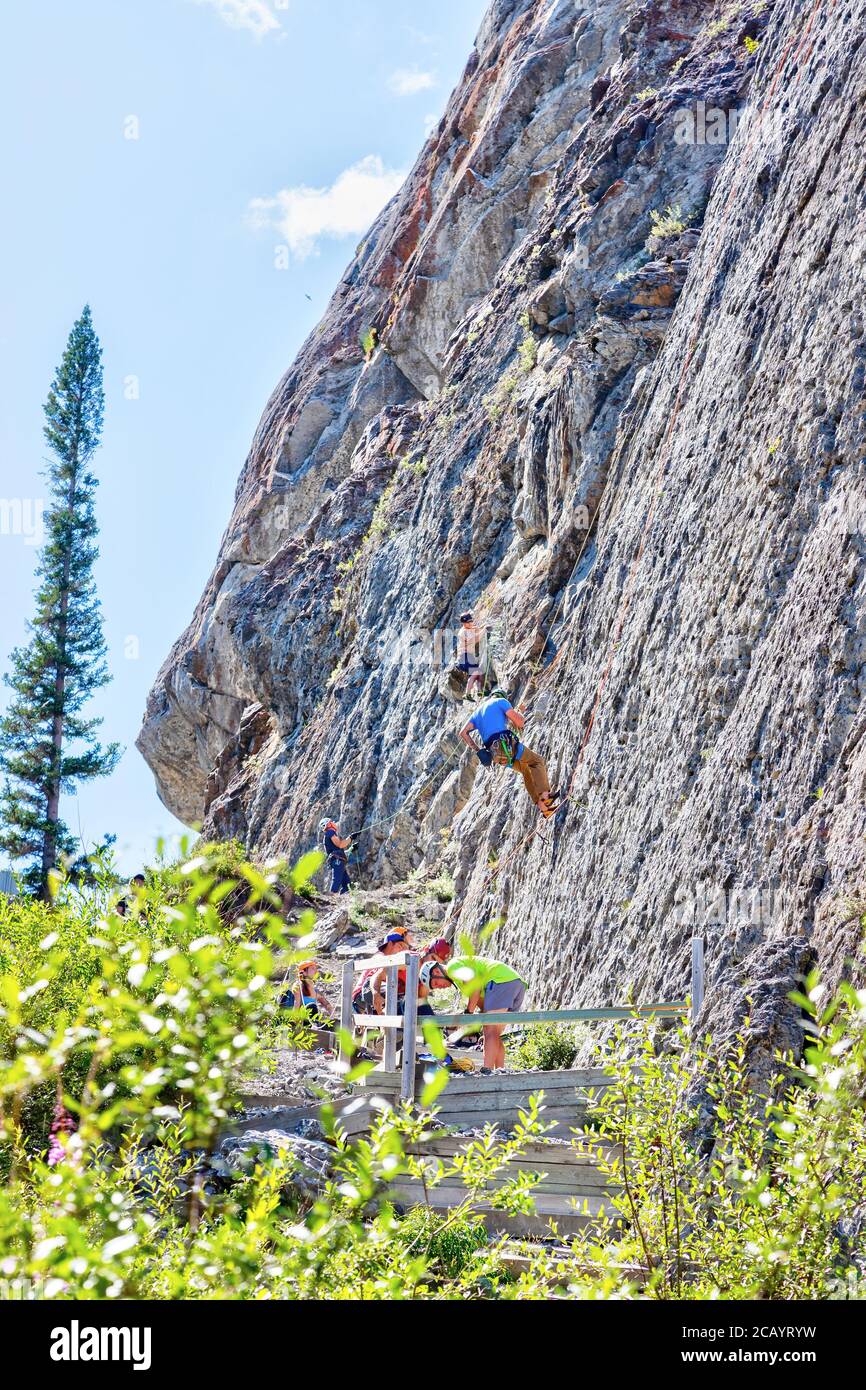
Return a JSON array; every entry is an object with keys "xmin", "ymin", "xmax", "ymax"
[
  {"xmin": 350, "ymin": 1064, "xmax": 621, "ymax": 1236},
  {"xmin": 230, "ymin": 1061, "xmax": 623, "ymax": 1238}
]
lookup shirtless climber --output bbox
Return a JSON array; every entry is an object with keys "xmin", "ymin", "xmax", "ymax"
[
  {"xmin": 460, "ymin": 688, "xmax": 559, "ymax": 818},
  {"xmin": 319, "ymin": 817, "xmax": 353, "ymax": 894},
  {"xmin": 455, "ymin": 610, "xmax": 486, "ymax": 701}
]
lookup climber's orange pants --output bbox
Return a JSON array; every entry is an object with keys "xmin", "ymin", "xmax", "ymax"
[{"xmin": 493, "ymin": 745, "xmax": 550, "ymax": 805}]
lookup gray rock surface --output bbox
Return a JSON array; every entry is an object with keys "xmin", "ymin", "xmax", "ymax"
[
  {"xmin": 211, "ymin": 1130, "xmax": 333, "ymax": 1196},
  {"xmin": 140, "ymin": 0, "xmax": 866, "ymax": 1046}
]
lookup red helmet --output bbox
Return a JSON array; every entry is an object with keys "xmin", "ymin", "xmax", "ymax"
[{"xmin": 427, "ymin": 937, "xmax": 452, "ymax": 962}]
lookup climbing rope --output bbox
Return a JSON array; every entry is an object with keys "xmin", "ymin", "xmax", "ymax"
[
  {"xmin": 478, "ymin": 0, "xmax": 833, "ymax": 893},
  {"xmin": 345, "ymin": 739, "xmax": 464, "ymax": 847}
]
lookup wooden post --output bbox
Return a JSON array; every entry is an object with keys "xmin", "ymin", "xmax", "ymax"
[
  {"xmin": 690, "ymin": 936, "xmax": 705, "ymax": 1024},
  {"xmin": 340, "ymin": 960, "xmax": 354, "ymax": 1066},
  {"xmin": 383, "ymin": 964, "xmax": 398, "ymax": 1073},
  {"xmin": 400, "ymin": 953, "xmax": 420, "ymax": 1104}
]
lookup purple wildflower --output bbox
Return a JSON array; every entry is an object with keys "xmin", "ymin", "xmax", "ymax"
[{"xmin": 47, "ymin": 1100, "xmax": 76, "ymax": 1167}]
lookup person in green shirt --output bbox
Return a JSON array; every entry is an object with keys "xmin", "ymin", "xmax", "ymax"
[{"xmin": 447, "ymin": 956, "xmax": 527, "ymax": 1070}]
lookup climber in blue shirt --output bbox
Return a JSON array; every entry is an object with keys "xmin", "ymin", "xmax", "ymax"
[
  {"xmin": 460, "ymin": 689, "xmax": 558, "ymax": 818},
  {"xmin": 320, "ymin": 817, "xmax": 352, "ymax": 893}
]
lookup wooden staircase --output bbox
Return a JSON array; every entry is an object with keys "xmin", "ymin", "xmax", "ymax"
[
  {"xmin": 231, "ymin": 1062, "xmax": 622, "ymax": 1239},
  {"xmin": 394, "ymin": 1132, "xmax": 619, "ymax": 1239},
  {"xmin": 411, "ymin": 1066, "xmax": 617, "ymax": 1131},
  {"xmin": 374, "ymin": 1067, "xmax": 621, "ymax": 1237}
]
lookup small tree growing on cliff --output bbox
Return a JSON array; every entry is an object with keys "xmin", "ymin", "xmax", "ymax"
[{"xmin": 0, "ymin": 306, "xmax": 119, "ymax": 897}]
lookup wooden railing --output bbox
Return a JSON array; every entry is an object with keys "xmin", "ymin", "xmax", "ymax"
[{"xmin": 339, "ymin": 938, "xmax": 705, "ymax": 1102}]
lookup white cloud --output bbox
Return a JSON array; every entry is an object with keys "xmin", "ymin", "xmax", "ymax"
[
  {"xmin": 247, "ymin": 155, "xmax": 407, "ymax": 259},
  {"xmin": 388, "ymin": 67, "xmax": 437, "ymax": 97},
  {"xmin": 403, "ymin": 24, "xmax": 436, "ymax": 46},
  {"xmin": 190, "ymin": 0, "xmax": 283, "ymax": 40}
]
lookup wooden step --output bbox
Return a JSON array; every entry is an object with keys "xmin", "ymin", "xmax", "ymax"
[
  {"xmin": 235, "ymin": 1090, "xmax": 309, "ymax": 1109},
  {"xmin": 428, "ymin": 1101, "xmax": 596, "ymax": 1126},
  {"xmin": 350, "ymin": 1064, "xmax": 609, "ymax": 1094},
  {"xmin": 499, "ymin": 1244, "xmax": 649, "ymax": 1281},
  {"xmin": 408, "ymin": 1171, "xmax": 615, "ymax": 1197},
  {"xmin": 409, "ymin": 1134, "xmax": 619, "ymax": 1163},
  {"xmin": 354, "ymin": 1068, "xmax": 402, "ymax": 1091},
  {"xmin": 425, "ymin": 1088, "xmax": 602, "ymax": 1115},
  {"xmin": 417, "ymin": 1069, "xmax": 615, "ymax": 1130},
  {"xmin": 407, "ymin": 1134, "xmax": 619, "ymax": 1195},
  {"xmin": 407, "ymin": 1162, "xmax": 616, "ymax": 1194},
  {"xmin": 386, "ymin": 1181, "xmax": 612, "ymax": 1238},
  {"xmin": 436, "ymin": 1068, "xmax": 615, "ymax": 1093}
]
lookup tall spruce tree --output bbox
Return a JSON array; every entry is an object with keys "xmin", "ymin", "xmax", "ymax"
[{"xmin": 0, "ymin": 306, "xmax": 119, "ymax": 896}]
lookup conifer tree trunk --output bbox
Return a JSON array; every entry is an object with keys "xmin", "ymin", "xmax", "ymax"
[{"xmin": 41, "ymin": 481, "xmax": 73, "ymax": 889}]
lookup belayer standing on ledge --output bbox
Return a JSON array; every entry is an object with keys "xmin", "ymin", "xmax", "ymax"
[
  {"xmin": 319, "ymin": 816, "xmax": 352, "ymax": 894},
  {"xmin": 460, "ymin": 688, "xmax": 559, "ymax": 818}
]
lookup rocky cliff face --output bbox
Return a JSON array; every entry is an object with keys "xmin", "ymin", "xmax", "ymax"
[{"xmin": 139, "ymin": 0, "xmax": 866, "ymax": 1024}]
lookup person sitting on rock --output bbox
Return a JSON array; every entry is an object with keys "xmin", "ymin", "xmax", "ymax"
[
  {"xmin": 455, "ymin": 610, "xmax": 486, "ymax": 700},
  {"xmin": 320, "ymin": 817, "xmax": 352, "ymax": 894},
  {"xmin": 284, "ymin": 959, "xmax": 334, "ymax": 1026},
  {"xmin": 460, "ymin": 688, "xmax": 558, "ymax": 818}
]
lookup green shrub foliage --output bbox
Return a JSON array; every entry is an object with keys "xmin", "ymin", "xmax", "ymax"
[{"xmin": 1, "ymin": 844, "xmax": 864, "ymax": 1299}]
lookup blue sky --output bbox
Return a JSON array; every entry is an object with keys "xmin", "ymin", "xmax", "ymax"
[{"xmin": 0, "ymin": 0, "xmax": 487, "ymax": 878}]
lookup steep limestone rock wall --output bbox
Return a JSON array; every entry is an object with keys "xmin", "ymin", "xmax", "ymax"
[{"xmin": 140, "ymin": 0, "xmax": 866, "ymax": 1021}]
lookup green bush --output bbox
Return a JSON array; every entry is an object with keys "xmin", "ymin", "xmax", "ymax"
[
  {"xmin": 428, "ymin": 871, "xmax": 455, "ymax": 903},
  {"xmin": 570, "ymin": 981, "xmax": 866, "ymax": 1299},
  {"xmin": 649, "ymin": 203, "xmax": 687, "ymax": 239},
  {"xmin": 396, "ymin": 1204, "xmax": 488, "ymax": 1277},
  {"xmin": 508, "ymin": 1022, "xmax": 578, "ymax": 1071},
  {"xmin": 517, "ymin": 331, "xmax": 538, "ymax": 373},
  {"xmin": 0, "ymin": 845, "xmax": 545, "ymax": 1299},
  {"xmin": 3, "ymin": 840, "xmax": 866, "ymax": 1300},
  {"xmin": 483, "ymin": 369, "xmax": 519, "ymax": 422}
]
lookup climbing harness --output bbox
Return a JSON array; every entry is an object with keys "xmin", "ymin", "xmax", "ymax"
[{"xmin": 485, "ymin": 729, "xmax": 520, "ymax": 767}]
